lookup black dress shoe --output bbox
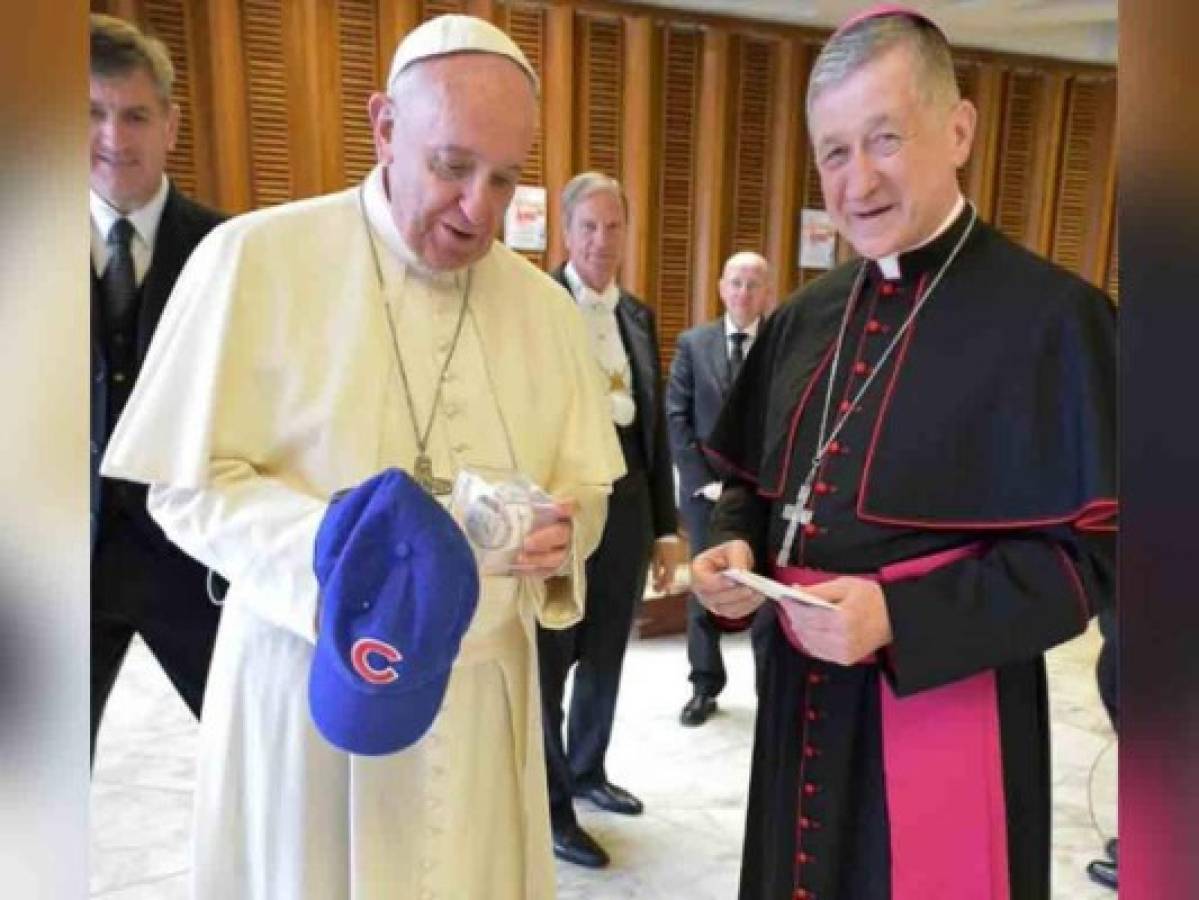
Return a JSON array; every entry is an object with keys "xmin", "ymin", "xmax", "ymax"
[
  {"xmin": 574, "ymin": 780, "xmax": 644, "ymax": 815},
  {"xmin": 680, "ymin": 692, "xmax": 717, "ymax": 726},
  {"xmin": 1086, "ymin": 857, "xmax": 1117, "ymax": 891},
  {"xmin": 552, "ymin": 822, "xmax": 609, "ymax": 868}
]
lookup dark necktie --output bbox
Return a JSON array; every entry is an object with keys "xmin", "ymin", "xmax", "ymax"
[
  {"xmin": 102, "ymin": 217, "xmax": 137, "ymax": 329},
  {"xmin": 729, "ymin": 331, "xmax": 748, "ymax": 376}
]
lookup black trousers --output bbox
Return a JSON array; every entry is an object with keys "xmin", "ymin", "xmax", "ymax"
[
  {"xmin": 91, "ymin": 517, "xmax": 221, "ymax": 761},
  {"xmin": 538, "ymin": 471, "xmax": 652, "ymax": 830},
  {"xmin": 681, "ymin": 493, "xmax": 771, "ymax": 697}
]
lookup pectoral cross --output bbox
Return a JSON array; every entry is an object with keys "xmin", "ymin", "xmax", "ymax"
[
  {"xmin": 413, "ymin": 453, "xmax": 453, "ymax": 496},
  {"xmin": 776, "ymin": 481, "xmax": 813, "ymax": 568}
]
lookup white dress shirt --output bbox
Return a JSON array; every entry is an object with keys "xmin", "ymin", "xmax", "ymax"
[
  {"xmin": 90, "ymin": 175, "xmax": 170, "ymax": 285},
  {"xmin": 724, "ymin": 313, "xmax": 761, "ymax": 360},
  {"xmin": 564, "ymin": 262, "xmax": 636, "ymax": 427}
]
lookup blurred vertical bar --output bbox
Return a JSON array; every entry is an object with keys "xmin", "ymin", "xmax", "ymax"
[
  {"xmin": 0, "ymin": 1, "xmax": 89, "ymax": 897},
  {"xmin": 1121, "ymin": 1, "xmax": 1199, "ymax": 897}
]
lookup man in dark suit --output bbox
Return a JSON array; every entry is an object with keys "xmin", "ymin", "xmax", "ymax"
[
  {"xmin": 539, "ymin": 172, "xmax": 681, "ymax": 868},
  {"xmin": 89, "ymin": 14, "xmax": 225, "ymax": 762},
  {"xmin": 667, "ymin": 252, "xmax": 772, "ymax": 726}
]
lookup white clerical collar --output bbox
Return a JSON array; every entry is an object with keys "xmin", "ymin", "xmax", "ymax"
[
  {"xmin": 725, "ymin": 314, "xmax": 760, "ymax": 341},
  {"xmin": 90, "ymin": 174, "xmax": 169, "ymax": 249},
  {"xmin": 362, "ymin": 165, "xmax": 462, "ymax": 285},
  {"xmin": 875, "ymin": 193, "xmax": 965, "ymax": 281},
  {"xmin": 564, "ymin": 261, "xmax": 619, "ymax": 312}
]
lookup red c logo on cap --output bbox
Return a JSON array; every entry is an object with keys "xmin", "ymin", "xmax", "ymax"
[{"xmin": 351, "ymin": 638, "xmax": 403, "ymax": 685}]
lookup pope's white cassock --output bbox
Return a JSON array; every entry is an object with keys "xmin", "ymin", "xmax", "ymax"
[{"xmin": 102, "ymin": 165, "xmax": 625, "ymax": 900}]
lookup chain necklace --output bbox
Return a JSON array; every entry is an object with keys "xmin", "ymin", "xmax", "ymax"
[
  {"xmin": 358, "ymin": 185, "xmax": 470, "ymax": 495},
  {"xmin": 776, "ymin": 203, "xmax": 978, "ymax": 567}
]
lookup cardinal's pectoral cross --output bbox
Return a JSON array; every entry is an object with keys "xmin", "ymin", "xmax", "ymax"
[
  {"xmin": 413, "ymin": 453, "xmax": 453, "ymax": 496},
  {"xmin": 776, "ymin": 482, "xmax": 813, "ymax": 568}
]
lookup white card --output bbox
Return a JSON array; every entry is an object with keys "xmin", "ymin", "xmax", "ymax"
[{"xmin": 721, "ymin": 568, "xmax": 841, "ymax": 612}]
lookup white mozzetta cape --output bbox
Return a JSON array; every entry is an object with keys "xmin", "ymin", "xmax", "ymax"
[{"xmin": 102, "ymin": 172, "xmax": 625, "ymax": 900}]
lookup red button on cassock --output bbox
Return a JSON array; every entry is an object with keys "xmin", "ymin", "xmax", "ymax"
[
  {"xmin": 838, "ymin": 400, "xmax": 853, "ymax": 413},
  {"xmin": 881, "ymin": 282, "xmax": 896, "ymax": 296},
  {"xmin": 827, "ymin": 441, "xmax": 841, "ymax": 454},
  {"xmin": 808, "ymin": 672, "xmax": 824, "ymax": 685},
  {"xmin": 803, "ymin": 745, "xmax": 821, "ymax": 758},
  {"xmin": 803, "ymin": 783, "xmax": 819, "ymax": 796},
  {"xmin": 866, "ymin": 319, "xmax": 883, "ymax": 334},
  {"xmin": 853, "ymin": 361, "xmax": 870, "ymax": 376},
  {"xmin": 814, "ymin": 482, "xmax": 830, "ymax": 495},
  {"xmin": 807, "ymin": 708, "xmax": 821, "ymax": 721}
]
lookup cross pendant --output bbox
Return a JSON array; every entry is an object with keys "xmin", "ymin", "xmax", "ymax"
[
  {"xmin": 781, "ymin": 483, "xmax": 814, "ymax": 527},
  {"xmin": 413, "ymin": 453, "xmax": 452, "ymax": 496},
  {"xmin": 775, "ymin": 482, "xmax": 813, "ymax": 569}
]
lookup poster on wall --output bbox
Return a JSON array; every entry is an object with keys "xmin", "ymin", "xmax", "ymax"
[
  {"xmin": 798, "ymin": 208, "xmax": 837, "ymax": 270},
  {"xmin": 504, "ymin": 185, "xmax": 547, "ymax": 252}
]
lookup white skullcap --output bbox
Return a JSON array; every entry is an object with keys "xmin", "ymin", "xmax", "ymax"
[{"xmin": 386, "ymin": 14, "xmax": 539, "ymax": 95}]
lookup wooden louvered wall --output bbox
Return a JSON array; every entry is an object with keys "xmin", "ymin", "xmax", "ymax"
[
  {"xmin": 653, "ymin": 25, "xmax": 702, "ymax": 372},
  {"xmin": 240, "ymin": 0, "xmax": 293, "ymax": 207},
  {"xmin": 421, "ymin": 0, "xmax": 464, "ymax": 20},
  {"xmin": 503, "ymin": 2, "xmax": 548, "ymax": 268},
  {"xmin": 95, "ymin": 0, "xmax": 1118, "ymax": 361},
  {"xmin": 1050, "ymin": 77, "xmax": 1118, "ymax": 287},
  {"xmin": 336, "ymin": 0, "xmax": 380, "ymax": 187},
  {"xmin": 576, "ymin": 14, "xmax": 624, "ymax": 179},
  {"xmin": 728, "ymin": 37, "xmax": 776, "ymax": 258},
  {"xmin": 796, "ymin": 42, "xmax": 828, "ymax": 289},
  {"xmin": 142, "ymin": 0, "xmax": 205, "ymax": 199},
  {"xmin": 992, "ymin": 70, "xmax": 1066, "ymax": 252}
]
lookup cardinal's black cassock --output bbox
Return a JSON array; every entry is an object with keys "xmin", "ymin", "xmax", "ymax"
[{"xmin": 704, "ymin": 204, "xmax": 1116, "ymax": 900}]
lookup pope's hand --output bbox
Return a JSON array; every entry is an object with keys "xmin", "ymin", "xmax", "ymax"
[{"xmin": 510, "ymin": 497, "xmax": 576, "ymax": 579}]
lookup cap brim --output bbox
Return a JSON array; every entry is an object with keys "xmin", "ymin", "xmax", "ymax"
[{"xmin": 307, "ymin": 636, "xmax": 450, "ymax": 757}]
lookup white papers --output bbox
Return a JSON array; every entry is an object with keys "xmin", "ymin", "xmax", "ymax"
[{"xmin": 721, "ymin": 568, "xmax": 841, "ymax": 612}]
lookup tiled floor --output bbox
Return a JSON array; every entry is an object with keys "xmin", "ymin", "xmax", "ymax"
[{"xmin": 91, "ymin": 622, "xmax": 1117, "ymax": 898}]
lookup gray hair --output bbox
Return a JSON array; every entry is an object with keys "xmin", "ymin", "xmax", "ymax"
[
  {"xmin": 561, "ymin": 172, "xmax": 627, "ymax": 228},
  {"xmin": 90, "ymin": 14, "xmax": 175, "ymax": 106},
  {"xmin": 806, "ymin": 14, "xmax": 958, "ymax": 120}
]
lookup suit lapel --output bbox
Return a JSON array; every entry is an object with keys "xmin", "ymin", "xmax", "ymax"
[
  {"xmin": 615, "ymin": 295, "xmax": 652, "ymax": 398},
  {"xmin": 705, "ymin": 320, "xmax": 732, "ymax": 392},
  {"xmin": 138, "ymin": 185, "xmax": 189, "ymax": 355},
  {"xmin": 91, "ymin": 264, "xmax": 105, "ymax": 366},
  {"xmin": 615, "ymin": 295, "xmax": 657, "ymax": 460}
]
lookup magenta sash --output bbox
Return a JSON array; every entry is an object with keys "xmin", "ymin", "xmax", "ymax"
[{"xmin": 773, "ymin": 543, "xmax": 1010, "ymax": 900}]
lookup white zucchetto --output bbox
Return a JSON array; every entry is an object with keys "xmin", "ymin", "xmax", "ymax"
[{"xmin": 386, "ymin": 14, "xmax": 539, "ymax": 95}]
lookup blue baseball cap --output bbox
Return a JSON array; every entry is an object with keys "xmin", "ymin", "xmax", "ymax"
[{"xmin": 308, "ymin": 468, "xmax": 480, "ymax": 756}]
